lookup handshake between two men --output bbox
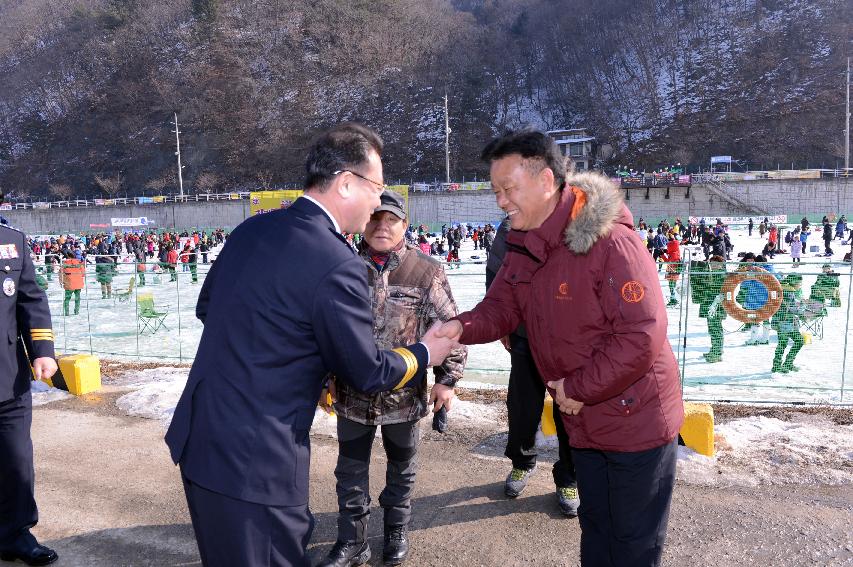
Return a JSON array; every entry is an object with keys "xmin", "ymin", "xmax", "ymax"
[{"xmin": 321, "ymin": 319, "xmax": 584, "ymax": 418}]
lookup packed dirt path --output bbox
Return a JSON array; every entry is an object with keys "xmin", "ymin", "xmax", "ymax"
[{"xmin": 27, "ymin": 393, "xmax": 853, "ymax": 567}]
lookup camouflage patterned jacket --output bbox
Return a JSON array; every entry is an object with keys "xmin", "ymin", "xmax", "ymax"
[{"xmin": 333, "ymin": 244, "xmax": 467, "ymax": 425}]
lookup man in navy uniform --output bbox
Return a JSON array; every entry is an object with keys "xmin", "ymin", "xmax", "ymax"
[
  {"xmin": 165, "ymin": 123, "xmax": 458, "ymax": 567},
  {"xmin": 0, "ymin": 215, "xmax": 60, "ymax": 566}
]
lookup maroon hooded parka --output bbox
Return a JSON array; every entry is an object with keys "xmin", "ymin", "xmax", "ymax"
[{"xmin": 456, "ymin": 172, "xmax": 684, "ymax": 452}]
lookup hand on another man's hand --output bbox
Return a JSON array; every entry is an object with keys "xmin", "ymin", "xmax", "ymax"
[{"xmin": 421, "ymin": 321, "xmax": 461, "ymax": 367}]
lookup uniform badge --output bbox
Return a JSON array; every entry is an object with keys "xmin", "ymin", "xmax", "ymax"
[
  {"xmin": 2, "ymin": 277, "xmax": 14, "ymax": 296},
  {"xmin": 0, "ymin": 244, "xmax": 18, "ymax": 259},
  {"xmin": 621, "ymin": 280, "xmax": 645, "ymax": 303}
]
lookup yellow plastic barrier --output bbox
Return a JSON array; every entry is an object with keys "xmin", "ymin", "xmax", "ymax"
[
  {"xmin": 680, "ymin": 402, "xmax": 715, "ymax": 457},
  {"xmin": 48, "ymin": 354, "xmax": 102, "ymax": 396},
  {"xmin": 541, "ymin": 395, "xmax": 557, "ymax": 436}
]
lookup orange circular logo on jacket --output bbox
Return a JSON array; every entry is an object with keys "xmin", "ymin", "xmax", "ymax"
[
  {"xmin": 621, "ymin": 281, "xmax": 645, "ymax": 303},
  {"xmin": 558, "ymin": 282, "xmax": 569, "ymax": 295}
]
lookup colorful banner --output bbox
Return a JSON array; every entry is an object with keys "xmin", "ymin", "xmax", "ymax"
[
  {"xmin": 153, "ymin": 196, "xmax": 166, "ymax": 203},
  {"xmin": 250, "ymin": 190, "xmax": 304, "ymax": 215},
  {"xmin": 458, "ymin": 182, "xmax": 491, "ymax": 191},
  {"xmin": 386, "ymin": 185, "xmax": 410, "ymax": 218},
  {"xmin": 137, "ymin": 197, "xmax": 154, "ymax": 204},
  {"xmin": 111, "ymin": 217, "xmax": 154, "ymax": 227}
]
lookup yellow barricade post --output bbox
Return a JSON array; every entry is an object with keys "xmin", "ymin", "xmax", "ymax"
[
  {"xmin": 48, "ymin": 354, "xmax": 102, "ymax": 396},
  {"xmin": 680, "ymin": 402, "xmax": 715, "ymax": 457},
  {"xmin": 541, "ymin": 394, "xmax": 557, "ymax": 436}
]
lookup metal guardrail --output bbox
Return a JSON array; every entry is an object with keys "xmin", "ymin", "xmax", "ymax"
[{"xmin": 2, "ymin": 192, "xmax": 252, "ymax": 210}]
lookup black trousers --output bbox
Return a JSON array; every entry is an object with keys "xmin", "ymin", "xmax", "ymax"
[
  {"xmin": 334, "ymin": 417, "xmax": 419, "ymax": 542},
  {"xmin": 0, "ymin": 392, "xmax": 37, "ymax": 548},
  {"xmin": 182, "ymin": 473, "xmax": 313, "ymax": 567},
  {"xmin": 572, "ymin": 439, "xmax": 678, "ymax": 567},
  {"xmin": 506, "ymin": 334, "xmax": 576, "ymax": 488}
]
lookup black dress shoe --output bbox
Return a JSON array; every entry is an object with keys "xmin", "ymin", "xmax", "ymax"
[
  {"xmin": 382, "ymin": 525, "xmax": 409, "ymax": 565},
  {"xmin": 317, "ymin": 540, "xmax": 370, "ymax": 567},
  {"xmin": 0, "ymin": 534, "xmax": 58, "ymax": 567}
]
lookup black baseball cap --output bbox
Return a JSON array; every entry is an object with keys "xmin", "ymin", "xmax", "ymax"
[{"xmin": 375, "ymin": 190, "xmax": 406, "ymax": 220}]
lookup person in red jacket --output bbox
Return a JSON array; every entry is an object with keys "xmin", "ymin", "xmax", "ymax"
[
  {"xmin": 662, "ymin": 234, "xmax": 682, "ymax": 306},
  {"xmin": 166, "ymin": 245, "xmax": 178, "ymax": 282},
  {"xmin": 438, "ymin": 130, "xmax": 684, "ymax": 567}
]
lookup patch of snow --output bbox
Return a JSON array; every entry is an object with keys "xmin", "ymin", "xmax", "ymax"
[
  {"xmin": 30, "ymin": 379, "xmax": 72, "ymax": 406},
  {"xmin": 113, "ymin": 368, "xmax": 189, "ymax": 423},
  {"xmin": 676, "ymin": 415, "xmax": 853, "ymax": 487}
]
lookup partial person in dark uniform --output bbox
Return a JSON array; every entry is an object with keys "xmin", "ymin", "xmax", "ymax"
[
  {"xmin": 0, "ymin": 216, "xmax": 60, "ymax": 566},
  {"xmin": 164, "ymin": 123, "xmax": 458, "ymax": 567},
  {"xmin": 486, "ymin": 217, "xmax": 578, "ymax": 517}
]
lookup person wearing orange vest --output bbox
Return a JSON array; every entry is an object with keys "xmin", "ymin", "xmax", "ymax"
[{"xmin": 60, "ymin": 251, "xmax": 85, "ymax": 316}]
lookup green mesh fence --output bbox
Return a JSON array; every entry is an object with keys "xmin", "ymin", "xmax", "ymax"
[{"xmin": 41, "ymin": 255, "xmax": 853, "ymax": 405}]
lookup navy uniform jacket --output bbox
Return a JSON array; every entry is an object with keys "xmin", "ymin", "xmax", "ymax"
[
  {"xmin": 165, "ymin": 197, "xmax": 428, "ymax": 506},
  {"xmin": 0, "ymin": 225, "xmax": 55, "ymax": 402}
]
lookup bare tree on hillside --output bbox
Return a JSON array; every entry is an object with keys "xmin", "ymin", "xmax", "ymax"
[
  {"xmin": 94, "ymin": 173, "xmax": 122, "ymax": 197},
  {"xmin": 256, "ymin": 171, "xmax": 274, "ymax": 191},
  {"xmin": 195, "ymin": 171, "xmax": 219, "ymax": 193},
  {"xmin": 48, "ymin": 183, "xmax": 73, "ymax": 200}
]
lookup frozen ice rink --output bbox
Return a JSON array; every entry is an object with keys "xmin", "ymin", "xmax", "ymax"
[{"xmin": 40, "ymin": 222, "xmax": 853, "ymax": 404}]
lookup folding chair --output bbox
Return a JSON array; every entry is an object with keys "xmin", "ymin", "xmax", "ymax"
[
  {"xmin": 114, "ymin": 275, "xmax": 136, "ymax": 304},
  {"xmin": 798, "ymin": 299, "xmax": 825, "ymax": 341},
  {"xmin": 137, "ymin": 293, "xmax": 170, "ymax": 334}
]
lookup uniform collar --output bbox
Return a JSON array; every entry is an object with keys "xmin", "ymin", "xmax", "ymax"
[{"xmin": 301, "ymin": 194, "xmax": 341, "ymax": 234}]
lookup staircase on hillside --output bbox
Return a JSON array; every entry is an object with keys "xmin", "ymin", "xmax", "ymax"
[{"xmin": 700, "ymin": 177, "xmax": 768, "ymax": 217}]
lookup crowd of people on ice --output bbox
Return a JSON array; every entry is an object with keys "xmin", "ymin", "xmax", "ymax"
[
  {"xmin": 22, "ymin": 228, "xmax": 228, "ymax": 315},
  {"xmin": 400, "ymin": 222, "xmax": 497, "ymax": 266},
  {"xmin": 632, "ymin": 214, "xmax": 850, "ymax": 374}
]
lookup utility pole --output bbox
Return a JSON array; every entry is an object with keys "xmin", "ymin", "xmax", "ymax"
[
  {"xmin": 845, "ymin": 57, "xmax": 850, "ymax": 175},
  {"xmin": 172, "ymin": 113, "xmax": 185, "ymax": 198},
  {"xmin": 444, "ymin": 92, "xmax": 451, "ymax": 183}
]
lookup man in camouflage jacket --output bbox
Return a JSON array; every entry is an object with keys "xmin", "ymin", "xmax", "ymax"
[{"xmin": 319, "ymin": 191, "xmax": 466, "ymax": 567}]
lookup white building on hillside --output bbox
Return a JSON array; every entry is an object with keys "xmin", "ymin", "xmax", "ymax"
[{"xmin": 546, "ymin": 128, "xmax": 595, "ymax": 171}]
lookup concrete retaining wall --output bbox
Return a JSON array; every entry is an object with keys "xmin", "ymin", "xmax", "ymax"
[
  {"xmin": 2, "ymin": 200, "xmax": 250, "ymax": 234},
  {"xmin": 2, "ymin": 177, "xmax": 850, "ymax": 234},
  {"xmin": 622, "ymin": 177, "xmax": 852, "ymax": 223}
]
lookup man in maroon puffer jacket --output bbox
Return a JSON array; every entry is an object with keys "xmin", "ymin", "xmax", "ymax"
[{"xmin": 439, "ymin": 130, "xmax": 684, "ymax": 567}]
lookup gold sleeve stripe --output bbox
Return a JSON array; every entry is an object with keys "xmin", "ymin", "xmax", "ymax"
[
  {"xmin": 30, "ymin": 329, "xmax": 53, "ymax": 333},
  {"xmin": 392, "ymin": 347, "xmax": 419, "ymax": 390},
  {"xmin": 31, "ymin": 332, "xmax": 54, "ymax": 339}
]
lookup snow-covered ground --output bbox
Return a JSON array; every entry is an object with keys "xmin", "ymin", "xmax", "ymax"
[
  {"xmin": 37, "ymin": 224, "xmax": 853, "ymax": 403},
  {"xmin": 32, "ymin": 363, "xmax": 853, "ymax": 487}
]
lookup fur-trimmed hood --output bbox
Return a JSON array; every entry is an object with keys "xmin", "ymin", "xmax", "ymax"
[{"xmin": 562, "ymin": 171, "xmax": 632, "ymax": 254}]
